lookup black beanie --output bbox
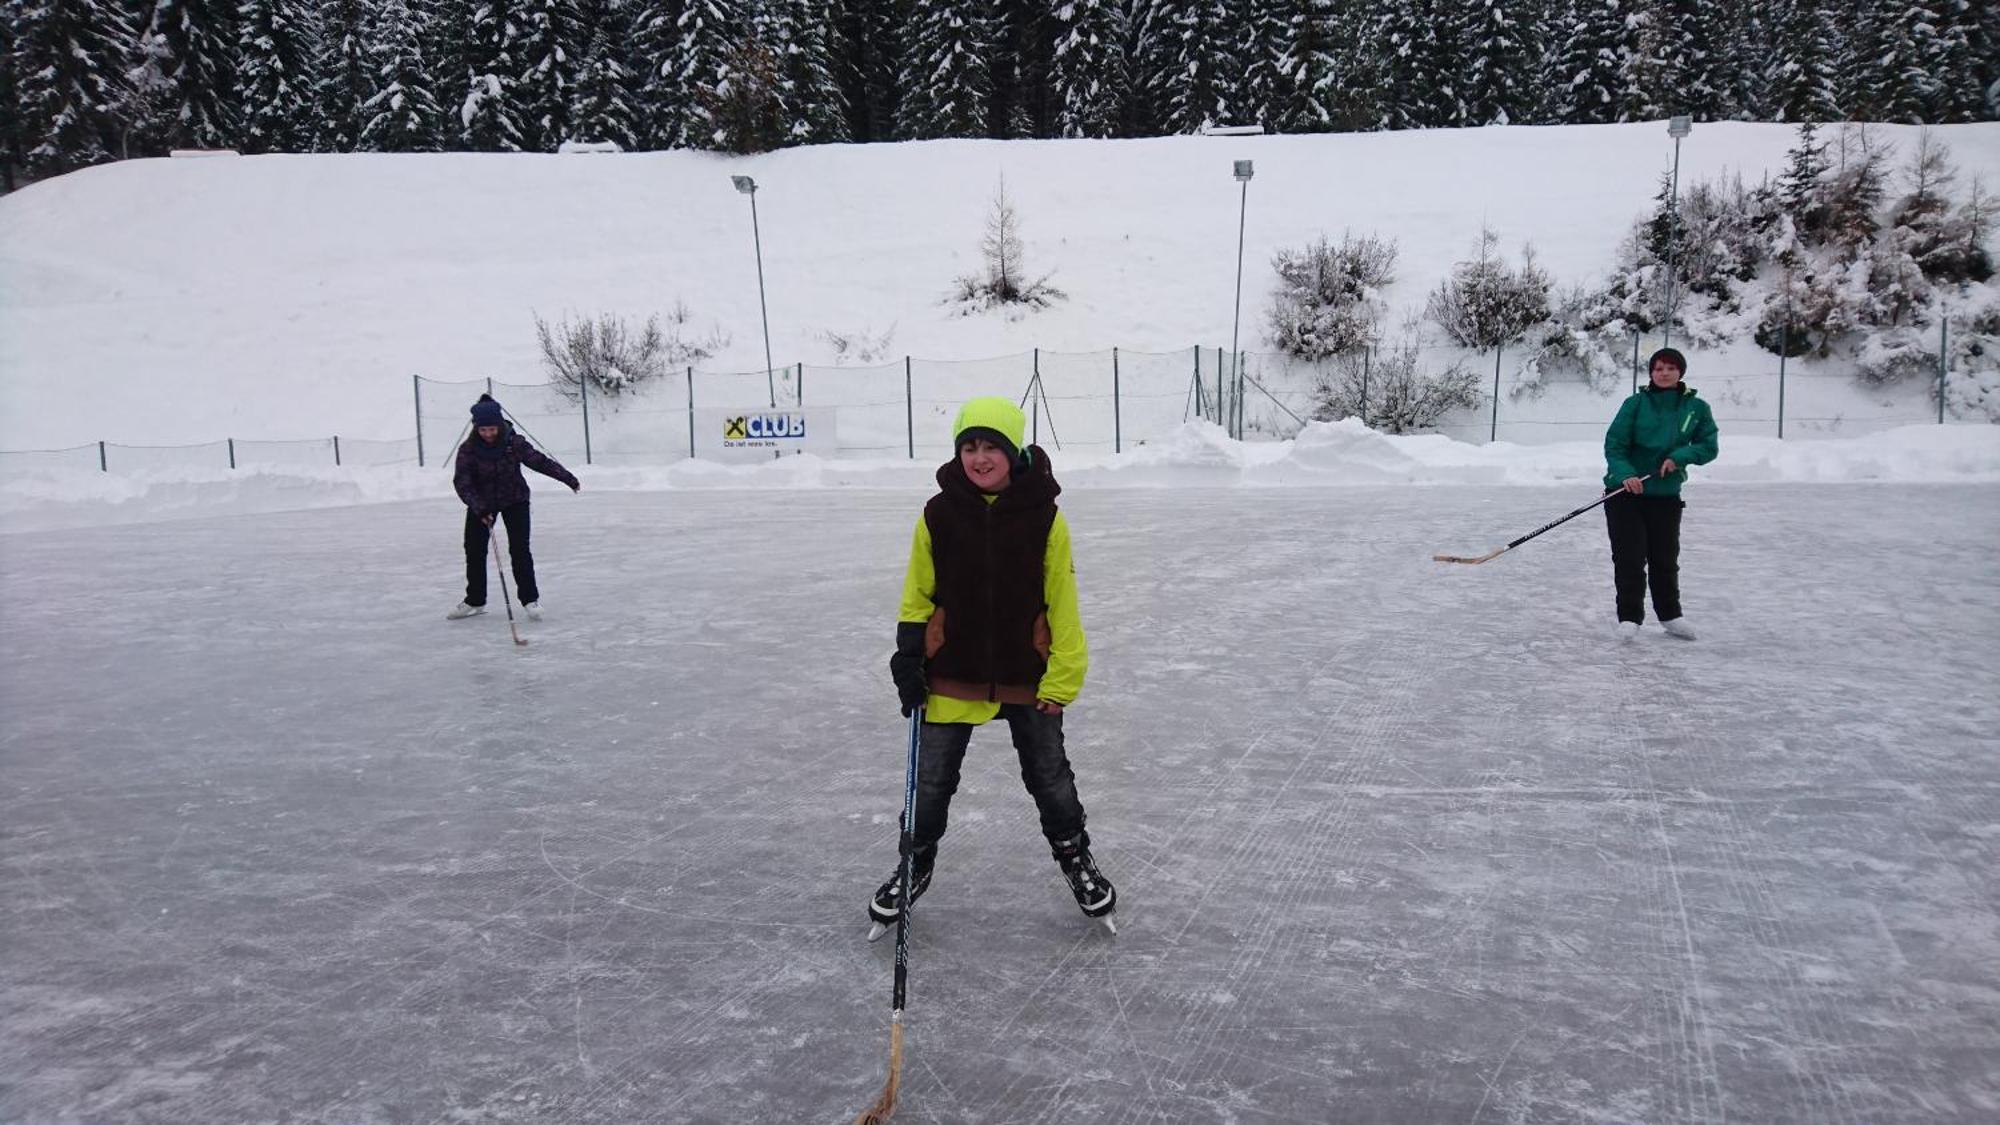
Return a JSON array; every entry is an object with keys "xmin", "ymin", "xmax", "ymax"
[
  {"xmin": 1647, "ymin": 347, "xmax": 1687, "ymax": 377},
  {"xmin": 470, "ymin": 394, "xmax": 504, "ymax": 427}
]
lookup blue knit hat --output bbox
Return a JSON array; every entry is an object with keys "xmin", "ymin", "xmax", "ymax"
[{"xmin": 470, "ymin": 394, "xmax": 504, "ymax": 427}]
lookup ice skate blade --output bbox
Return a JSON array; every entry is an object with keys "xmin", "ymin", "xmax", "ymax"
[
  {"xmin": 1098, "ymin": 914, "xmax": 1118, "ymax": 935},
  {"xmin": 866, "ymin": 921, "xmax": 890, "ymax": 943}
]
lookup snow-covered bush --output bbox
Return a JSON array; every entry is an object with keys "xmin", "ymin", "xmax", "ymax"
[
  {"xmin": 949, "ymin": 175, "xmax": 1066, "ymax": 315},
  {"xmin": 1512, "ymin": 283, "xmax": 1633, "ymax": 397},
  {"xmin": 817, "ymin": 323, "xmax": 898, "ymax": 365},
  {"xmin": 1311, "ymin": 324, "xmax": 1482, "ymax": 434},
  {"xmin": 1426, "ymin": 228, "xmax": 1550, "ymax": 351},
  {"xmin": 1853, "ymin": 325, "xmax": 1940, "ymax": 386},
  {"xmin": 1264, "ymin": 232, "xmax": 1398, "ymax": 360},
  {"xmin": 1942, "ymin": 288, "xmax": 2000, "ymax": 421},
  {"xmin": 535, "ymin": 303, "xmax": 727, "ymax": 402}
]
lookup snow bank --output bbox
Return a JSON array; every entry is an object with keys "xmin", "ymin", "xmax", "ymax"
[{"xmin": 5, "ymin": 422, "xmax": 1994, "ymax": 533}]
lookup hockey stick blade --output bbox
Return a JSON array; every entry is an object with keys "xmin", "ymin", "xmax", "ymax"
[{"xmin": 1432, "ymin": 550, "xmax": 1503, "ymax": 565}]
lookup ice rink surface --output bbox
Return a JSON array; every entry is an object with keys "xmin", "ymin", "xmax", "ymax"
[{"xmin": 4, "ymin": 483, "xmax": 1998, "ymax": 1123}]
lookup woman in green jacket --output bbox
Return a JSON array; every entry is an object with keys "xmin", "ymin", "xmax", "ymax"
[
  {"xmin": 1604, "ymin": 347, "xmax": 1720, "ymax": 641},
  {"xmin": 869, "ymin": 396, "xmax": 1117, "ymax": 935}
]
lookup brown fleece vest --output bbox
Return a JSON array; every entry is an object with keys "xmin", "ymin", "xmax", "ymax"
[{"xmin": 923, "ymin": 449, "xmax": 1059, "ymax": 704}]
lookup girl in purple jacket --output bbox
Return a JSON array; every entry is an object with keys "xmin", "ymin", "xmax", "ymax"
[{"xmin": 447, "ymin": 395, "xmax": 579, "ymax": 621}]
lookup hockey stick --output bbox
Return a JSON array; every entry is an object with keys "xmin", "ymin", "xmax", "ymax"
[
  {"xmin": 1432, "ymin": 476, "xmax": 1648, "ymax": 565},
  {"xmin": 855, "ymin": 707, "xmax": 924, "ymax": 1125},
  {"xmin": 489, "ymin": 522, "xmax": 528, "ymax": 646}
]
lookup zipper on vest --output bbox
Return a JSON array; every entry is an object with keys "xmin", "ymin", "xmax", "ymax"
[{"xmin": 983, "ymin": 502, "xmax": 997, "ymax": 702}]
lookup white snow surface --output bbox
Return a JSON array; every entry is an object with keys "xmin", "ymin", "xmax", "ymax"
[
  {"xmin": 4, "ymin": 419, "xmax": 1998, "ymax": 532},
  {"xmin": 4, "ymin": 484, "xmax": 1997, "ymax": 1121},
  {"xmin": 4, "ymin": 122, "xmax": 1999, "ymax": 449}
]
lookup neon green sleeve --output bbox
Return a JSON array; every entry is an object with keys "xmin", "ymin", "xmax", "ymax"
[
  {"xmin": 1037, "ymin": 511, "xmax": 1088, "ymax": 705},
  {"xmin": 898, "ymin": 516, "xmax": 936, "ymax": 624}
]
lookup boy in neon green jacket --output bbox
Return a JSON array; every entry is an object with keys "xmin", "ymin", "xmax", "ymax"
[
  {"xmin": 869, "ymin": 397, "xmax": 1117, "ymax": 933},
  {"xmin": 1603, "ymin": 347, "xmax": 1720, "ymax": 641}
]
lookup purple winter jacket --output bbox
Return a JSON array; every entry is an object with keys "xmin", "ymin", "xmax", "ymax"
[{"xmin": 453, "ymin": 427, "xmax": 578, "ymax": 514}]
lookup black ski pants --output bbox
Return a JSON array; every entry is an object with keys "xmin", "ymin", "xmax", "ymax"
[
  {"xmin": 910, "ymin": 704, "xmax": 1087, "ymax": 856},
  {"xmin": 463, "ymin": 502, "xmax": 539, "ymax": 606},
  {"xmin": 1604, "ymin": 492, "xmax": 1684, "ymax": 624}
]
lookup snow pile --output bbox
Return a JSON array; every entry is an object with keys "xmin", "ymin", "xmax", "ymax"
[{"xmin": 5, "ymin": 422, "xmax": 1995, "ymax": 533}]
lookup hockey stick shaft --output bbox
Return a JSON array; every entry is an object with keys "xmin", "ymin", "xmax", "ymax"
[
  {"xmin": 1434, "ymin": 476, "xmax": 1648, "ymax": 564},
  {"xmin": 489, "ymin": 522, "xmax": 527, "ymax": 646},
  {"xmin": 856, "ymin": 707, "xmax": 924, "ymax": 1124}
]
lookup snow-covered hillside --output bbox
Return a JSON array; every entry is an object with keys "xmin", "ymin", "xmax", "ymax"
[{"xmin": 5, "ymin": 122, "xmax": 1998, "ymax": 450}]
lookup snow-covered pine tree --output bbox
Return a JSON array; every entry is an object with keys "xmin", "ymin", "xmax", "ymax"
[
  {"xmin": 1763, "ymin": 0, "xmax": 1841, "ymax": 122},
  {"xmin": 659, "ymin": 0, "xmax": 741, "ymax": 149},
  {"xmin": 1819, "ymin": 123, "xmax": 1890, "ymax": 258},
  {"xmin": 1, "ymin": 9, "xmax": 21, "ymax": 188},
  {"xmin": 312, "ymin": 0, "xmax": 370, "ymax": 150},
  {"xmin": 135, "ymin": 0, "xmax": 240, "ymax": 150},
  {"xmin": 896, "ymin": 0, "xmax": 993, "ymax": 139},
  {"xmin": 1652, "ymin": 0, "xmax": 1722, "ymax": 120},
  {"xmin": 1376, "ymin": 0, "xmax": 1436, "ymax": 129},
  {"xmin": 1906, "ymin": 0, "xmax": 1985, "ymax": 124},
  {"xmin": 459, "ymin": 0, "xmax": 527, "ymax": 151},
  {"xmin": 1549, "ymin": 0, "xmax": 1627, "ymax": 124},
  {"xmin": 830, "ymin": 0, "xmax": 901, "ymax": 143},
  {"xmin": 1158, "ymin": 0, "xmax": 1226, "ymax": 133},
  {"xmin": 514, "ymin": 0, "xmax": 574, "ymax": 151},
  {"xmin": 1462, "ymin": 0, "xmax": 1532, "ymax": 126},
  {"xmin": 992, "ymin": 0, "xmax": 1055, "ymax": 138},
  {"xmin": 1426, "ymin": 227, "xmax": 1552, "ymax": 351},
  {"xmin": 13, "ymin": 0, "xmax": 136, "ymax": 175},
  {"xmin": 358, "ymin": 0, "xmax": 443, "ymax": 151},
  {"xmin": 770, "ymin": 0, "xmax": 849, "ymax": 144},
  {"xmin": 568, "ymin": 0, "xmax": 636, "ymax": 147},
  {"xmin": 234, "ymin": 0, "xmax": 316, "ymax": 153},
  {"xmin": 1233, "ymin": 0, "xmax": 1287, "ymax": 131},
  {"xmin": 1051, "ymin": 0, "xmax": 1121, "ymax": 138},
  {"xmin": 1834, "ymin": 0, "xmax": 1889, "ymax": 120},
  {"xmin": 706, "ymin": 23, "xmax": 784, "ymax": 152},
  {"xmin": 1891, "ymin": 130, "xmax": 1982, "ymax": 283},
  {"xmin": 1775, "ymin": 122, "xmax": 1830, "ymax": 253},
  {"xmin": 1414, "ymin": 0, "xmax": 1466, "ymax": 127},
  {"xmin": 1325, "ymin": 0, "xmax": 1386, "ymax": 131},
  {"xmin": 627, "ymin": 0, "xmax": 683, "ymax": 148},
  {"xmin": 1265, "ymin": 0, "xmax": 1335, "ymax": 134}
]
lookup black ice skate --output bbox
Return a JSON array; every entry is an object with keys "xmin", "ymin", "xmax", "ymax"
[
  {"xmin": 1051, "ymin": 833, "xmax": 1118, "ymax": 934},
  {"xmin": 865, "ymin": 846, "xmax": 934, "ymax": 942}
]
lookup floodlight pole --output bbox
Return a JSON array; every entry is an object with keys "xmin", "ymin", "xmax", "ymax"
[
  {"xmin": 733, "ymin": 175, "xmax": 777, "ymax": 408},
  {"xmin": 1663, "ymin": 116, "xmax": 1692, "ymax": 350},
  {"xmin": 1229, "ymin": 160, "xmax": 1254, "ymax": 439}
]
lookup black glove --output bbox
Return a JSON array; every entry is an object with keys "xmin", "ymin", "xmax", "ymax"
[{"xmin": 889, "ymin": 621, "xmax": 928, "ymax": 716}]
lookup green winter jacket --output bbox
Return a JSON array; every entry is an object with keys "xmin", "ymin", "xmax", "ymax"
[{"xmin": 1603, "ymin": 383, "xmax": 1720, "ymax": 497}]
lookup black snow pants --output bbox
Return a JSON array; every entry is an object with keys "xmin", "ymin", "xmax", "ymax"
[
  {"xmin": 1604, "ymin": 492, "xmax": 1684, "ymax": 625},
  {"xmin": 463, "ymin": 502, "xmax": 538, "ymax": 607}
]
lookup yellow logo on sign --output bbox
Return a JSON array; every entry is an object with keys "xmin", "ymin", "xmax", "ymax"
[{"xmin": 723, "ymin": 416, "xmax": 749, "ymax": 439}]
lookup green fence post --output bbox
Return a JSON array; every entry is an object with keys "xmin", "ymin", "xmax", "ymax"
[
  {"xmin": 580, "ymin": 369, "xmax": 592, "ymax": 465},
  {"xmin": 905, "ymin": 356, "xmax": 914, "ymax": 459},
  {"xmin": 686, "ymin": 366, "xmax": 696, "ymax": 460},
  {"xmin": 1939, "ymin": 319, "xmax": 1948, "ymax": 424},
  {"xmin": 1361, "ymin": 348, "xmax": 1371, "ymax": 427},
  {"xmin": 228, "ymin": 438, "xmax": 236, "ymax": 469},
  {"xmin": 413, "ymin": 374, "xmax": 425, "ymax": 467},
  {"xmin": 1778, "ymin": 316, "xmax": 1789, "ymax": 439},
  {"xmin": 99, "ymin": 441, "xmax": 107, "ymax": 472},
  {"xmin": 333, "ymin": 435, "xmax": 342, "ymax": 466},
  {"xmin": 1632, "ymin": 334, "xmax": 1641, "ymax": 394},
  {"xmin": 797, "ymin": 362, "xmax": 805, "ymax": 407},
  {"xmin": 1489, "ymin": 346, "xmax": 1502, "ymax": 443},
  {"xmin": 1215, "ymin": 347, "xmax": 1224, "ymax": 427},
  {"xmin": 1032, "ymin": 348, "xmax": 1041, "ymax": 445},
  {"xmin": 1112, "ymin": 347, "xmax": 1122, "ymax": 454}
]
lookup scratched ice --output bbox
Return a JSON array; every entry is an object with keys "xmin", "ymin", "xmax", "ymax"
[{"xmin": 4, "ymin": 484, "xmax": 1998, "ymax": 1123}]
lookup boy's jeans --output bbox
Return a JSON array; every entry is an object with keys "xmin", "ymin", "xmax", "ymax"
[{"xmin": 911, "ymin": 703, "xmax": 1086, "ymax": 850}]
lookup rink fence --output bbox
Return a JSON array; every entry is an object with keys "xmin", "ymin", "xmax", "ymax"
[{"xmin": 4, "ymin": 330, "xmax": 1985, "ymax": 474}]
